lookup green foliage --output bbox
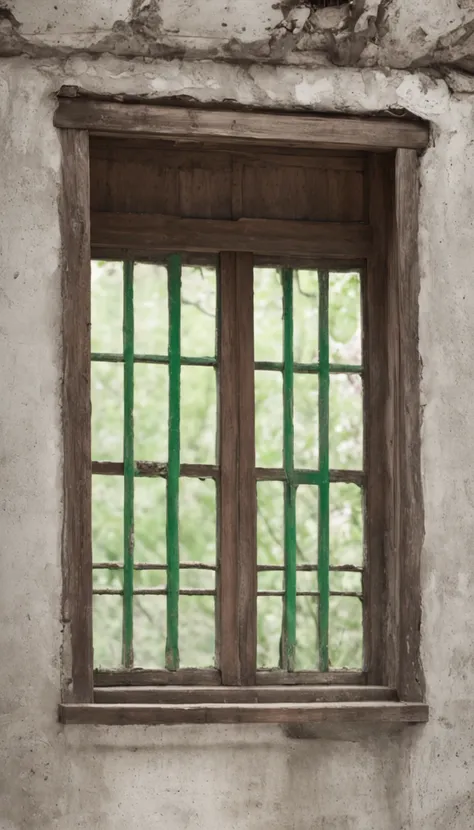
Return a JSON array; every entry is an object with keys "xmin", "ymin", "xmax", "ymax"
[{"xmin": 91, "ymin": 260, "xmax": 363, "ymax": 672}]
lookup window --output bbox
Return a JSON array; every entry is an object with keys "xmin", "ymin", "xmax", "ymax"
[{"xmin": 57, "ymin": 98, "xmax": 429, "ymax": 725}]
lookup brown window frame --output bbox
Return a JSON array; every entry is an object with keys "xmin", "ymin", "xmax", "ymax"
[{"xmin": 56, "ymin": 94, "xmax": 429, "ymax": 726}]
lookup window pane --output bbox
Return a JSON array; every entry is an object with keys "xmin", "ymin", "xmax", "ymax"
[
  {"xmin": 134, "ymin": 363, "xmax": 168, "ymax": 461},
  {"xmin": 296, "ymin": 484, "xmax": 318, "ymax": 566},
  {"xmin": 255, "ymin": 371, "xmax": 283, "ymax": 468},
  {"xmin": 93, "ymin": 595, "xmax": 122, "ymax": 669},
  {"xmin": 179, "ymin": 595, "xmax": 215, "ymax": 668},
  {"xmin": 257, "ymin": 481, "xmax": 283, "ymax": 566},
  {"xmin": 134, "ymin": 262, "xmax": 168, "ymax": 356},
  {"xmin": 134, "ymin": 477, "xmax": 167, "ymax": 565},
  {"xmin": 295, "ymin": 484, "xmax": 318, "ymax": 670},
  {"xmin": 180, "ymin": 366, "xmax": 216, "ymax": 464},
  {"xmin": 329, "ymin": 373, "xmax": 363, "ymax": 470},
  {"xmin": 329, "ymin": 596, "xmax": 363, "ymax": 669},
  {"xmin": 294, "ymin": 374, "xmax": 319, "ymax": 469},
  {"xmin": 181, "ymin": 264, "xmax": 217, "ymax": 358},
  {"xmin": 257, "ymin": 595, "xmax": 282, "ymax": 669},
  {"xmin": 329, "ymin": 270, "xmax": 361, "ymax": 366},
  {"xmin": 254, "ymin": 267, "xmax": 282, "ymax": 362},
  {"xmin": 330, "ymin": 483, "xmax": 363, "ymax": 569},
  {"xmin": 180, "ymin": 478, "xmax": 216, "ymax": 565},
  {"xmin": 91, "ymin": 260, "xmax": 123, "ymax": 355},
  {"xmin": 133, "ymin": 596, "xmax": 166, "ymax": 668},
  {"xmin": 92, "ymin": 474, "xmax": 123, "ymax": 564},
  {"xmin": 91, "ymin": 361, "xmax": 123, "ymax": 462},
  {"xmin": 293, "ymin": 269, "xmax": 319, "ymax": 364}
]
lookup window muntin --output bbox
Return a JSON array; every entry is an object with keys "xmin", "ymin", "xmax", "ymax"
[{"xmin": 91, "ymin": 257, "xmax": 363, "ymax": 677}]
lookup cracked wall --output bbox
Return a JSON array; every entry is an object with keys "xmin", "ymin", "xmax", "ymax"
[
  {"xmin": 1, "ymin": 0, "xmax": 474, "ymax": 79},
  {"xmin": 2, "ymin": 1, "xmax": 474, "ymax": 829}
]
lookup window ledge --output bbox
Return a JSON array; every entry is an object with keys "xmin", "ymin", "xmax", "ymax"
[{"xmin": 58, "ymin": 700, "xmax": 428, "ymax": 726}]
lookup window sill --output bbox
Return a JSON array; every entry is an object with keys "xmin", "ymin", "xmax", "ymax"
[{"xmin": 59, "ymin": 690, "xmax": 428, "ymax": 726}]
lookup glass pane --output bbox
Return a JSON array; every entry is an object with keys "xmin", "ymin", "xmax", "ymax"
[
  {"xmin": 296, "ymin": 484, "xmax": 318, "ymax": 567},
  {"xmin": 134, "ymin": 477, "xmax": 167, "ymax": 565},
  {"xmin": 179, "ymin": 595, "xmax": 215, "ymax": 668},
  {"xmin": 257, "ymin": 481, "xmax": 283, "ymax": 566},
  {"xmin": 294, "ymin": 374, "xmax": 319, "ymax": 469},
  {"xmin": 255, "ymin": 371, "xmax": 283, "ymax": 468},
  {"xmin": 295, "ymin": 484, "xmax": 318, "ymax": 670},
  {"xmin": 258, "ymin": 568, "xmax": 283, "ymax": 593},
  {"xmin": 93, "ymin": 595, "xmax": 122, "ymax": 669},
  {"xmin": 180, "ymin": 566, "xmax": 215, "ymax": 591},
  {"xmin": 329, "ymin": 373, "xmax": 363, "ymax": 470},
  {"xmin": 133, "ymin": 595, "xmax": 166, "ymax": 668},
  {"xmin": 331, "ymin": 570, "xmax": 362, "ymax": 594},
  {"xmin": 329, "ymin": 595, "xmax": 363, "ymax": 669},
  {"xmin": 134, "ymin": 363, "xmax": 168, "ymax": 461},
  {"xmin": 330, "ymin": 483, "xmax": 363, "ymax": 569},
  {"xmin": 91, "ymin": 260, "xmax": 123, "ymax": 355},
  {"xmin": 92, "ymin": 474, "xmax": 123, "ymax": 564},
  {"xmin": 93, "ymin": 567, "xmax": 122, "ymax": 591},
  {"xmin": 329, "ymin": 271, "xmax": 361, "ymax": 366},
  {"xmin": 180, "ymin": 478, "xmax": 216, "ymax": 565},
  {"xmin": 254, "ymin": 267, "xmax": 282, "ymax": 363},
  {"xmin": 257, "ymin": 595, "xmax": 282, "ymax": 669},
  {"xmin": 134, "ymin": 262, "xmax": 168, "ymax": 356},
  {"xmin": 296, "ymin": 595, "xmax": 318, "ymax": 670},
  {"xmin": 91, "ymin": 361, "xmax": 123, "ymax": 462},
  {"xmin": 293, "ymin": 269, "xmax": 319, "ymax": 364},
  {"xmin": 181, "ymin": 264, "xmax": 217, "ymax": 358},
  {"xmin": 180, "ymin": 366, "xmax": 216, "ymax": 464}
]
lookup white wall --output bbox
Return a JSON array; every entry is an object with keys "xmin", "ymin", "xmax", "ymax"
[{"xmin": 1, "ymin": 2, "xmax": 474, "ymax": 827}]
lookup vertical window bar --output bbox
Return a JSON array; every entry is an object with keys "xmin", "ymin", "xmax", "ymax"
[
  {"xmin": 282, "ymin": 268, "xmax": 297, "ymax": 671},
  {"xmin": 165, "ymin": 254, "xmax": 181, "ymax": 670},
  {"xmin": 318, "ymin": 269, "xmax": 330, "ymax": 671},
  {"xmin": 122, "ymin": 260, "xmax": 134, "ymax": 668}
]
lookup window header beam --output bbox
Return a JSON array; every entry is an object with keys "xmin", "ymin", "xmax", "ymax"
[{"xmin": 54, "ymin": 97, "xmax": 429, "ymax": 152}]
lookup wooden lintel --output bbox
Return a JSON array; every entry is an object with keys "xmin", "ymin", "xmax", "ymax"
[{"xmin": 54, "ymin": 99, "xmax": 429, "ymax": 152}]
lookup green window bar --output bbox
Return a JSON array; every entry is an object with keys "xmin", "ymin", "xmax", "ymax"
[
  {"xmin": 281, "ymin": 268, "xmax": 297, "ymax": 671},
  {"xmin": 165, "ymin": 254, "xmax": 182, "ymax": 671},
  {"xmin": 122, "ymin": 261, "xmax": 134, "ymax": 668},
  {"xmin": 318, "ymin": 270, "xmax": 330, "ymax": 672}
]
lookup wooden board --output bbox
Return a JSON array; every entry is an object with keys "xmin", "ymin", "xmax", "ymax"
[
  {"xmin": 55, "ymin": 99, "xmax": 429, "ymax": 151},
  {"xmin": 94, "ymin": 685, "xmax": 397, "ymax": 704},
  {"xmin": 91, "ymin": 213, "xmax": 371, "ymax": 258},
  {"xmin": 59, "ymin": 700, "xmax": 429, "ymax": 725}
]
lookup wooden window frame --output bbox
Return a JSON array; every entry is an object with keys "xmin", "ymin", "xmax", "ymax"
[{"xmin": 57, "ymin": 94, "xmax": 429, "ymax": 726}]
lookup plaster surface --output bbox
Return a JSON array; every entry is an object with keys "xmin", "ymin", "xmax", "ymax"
[
  {"xmin": 1, "ymin": 0, "xmax": 474, "ymax": 78},
  {"xmin": 1, "ymin": 1, "xmax": 474, "ymax": 827}
]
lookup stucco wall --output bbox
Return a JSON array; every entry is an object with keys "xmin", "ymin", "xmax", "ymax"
[{"xmin": 1, "ymin": 2, "xmax": 474, "ymax": 828}]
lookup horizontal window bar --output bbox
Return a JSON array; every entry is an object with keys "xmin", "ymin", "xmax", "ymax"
[
  {"xmin": 94, "ymin": 588, "xmax": 216, "ymax": 596},
  {"xmin": 93, "ymin": 562, "xmax": 216, "ymax": 571},
  {"xmin": 258, "ymin": 591, "xmax": 362, "ymax": 598},
  {"xmin": 92, "ymin": 461, "xmax": 219, "ymax": 479},
  {"xmin": 92, "ymin": 353, "xmax": 361, "ymax": 375},
  {"xmin": 93, "ymin": 562, "xmax": 362, "ymax": 573},
  {"xmin": 255, "ymin": 361, "xmax": 362, "ymax": 374},
  {"xmin": 92, "ymin": 461, "xmax": 363, "ymax": 485},
  {"xmin": 92, "ymin": 352, "xmax": 216, "ymax": 367}
]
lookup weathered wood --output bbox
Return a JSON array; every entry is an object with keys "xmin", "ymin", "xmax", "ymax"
[
  {"xmin": 218, "ymin": 252, "xmax": 240, "ymax": 684},
  {"xmin": 91, "ymin": 213, "xmax": 371, "ymax": 258},
  {"xmin": 94, "ymin": 668, "xmax": 221, "ymax": 686},
  {"xmin": 55, "ymin": 100, "xmax": 429, "ymax": 151},
  {"xmin": 92, "ymin": 461, "xmax": 219, "ymax": 479},
  {"xmin": 395, "ymin": 149, "xmax": 424, "ymax": 702},
  {"xmin": 256, "ymin": 670, "xmax": 366, "ymax": 685},
  {"xmin": 58, "ymin": 700, "xmax": 429, "ymax": 725},
  {"xmin": 364, "ymin": 156, "xmax": 390, "ymax": 686},
  {"xmin": 94, "ymin": 685, "xmax": 397, "ymax": 704},
  {"xmin": 236, "ymin": 253, "xmax": 258, "ymax": 685},
  {"xmin": 60, "ymin": 129, "xmax": 93, "ymax": 703}
]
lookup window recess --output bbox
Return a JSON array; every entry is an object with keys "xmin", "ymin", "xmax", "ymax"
[{"xmin": 57, "ymin": 97, "xmax": 429, "ymax": 726}]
